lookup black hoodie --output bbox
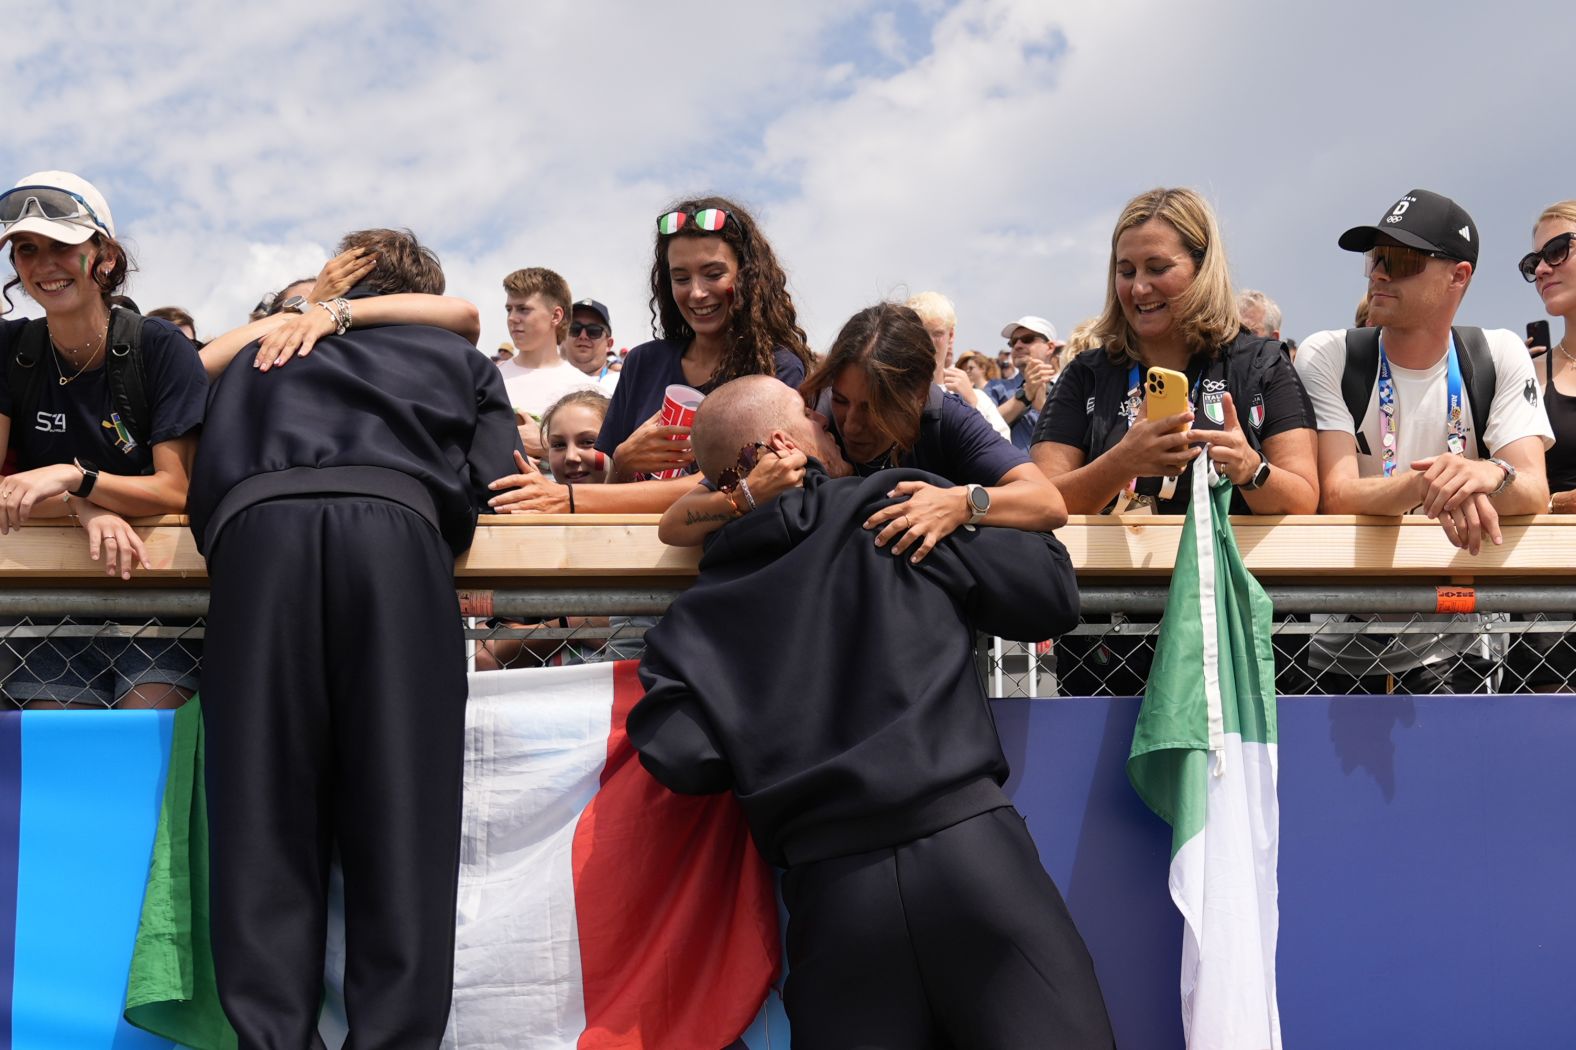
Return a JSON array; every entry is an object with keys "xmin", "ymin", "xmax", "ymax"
[
  {"xmin": 627, "ymin": 464, "xmax": 1080, "ymax": 868},
  {"xmin": 188, "ymin": 300, "xmax": 521, "ymax": 558}
]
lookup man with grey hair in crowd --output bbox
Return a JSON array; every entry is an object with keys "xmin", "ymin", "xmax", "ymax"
[
  {"xmin": 1238, "ymin": 288, "xmax": 1283, "ymax": 341},
  {"xmin": 628, "ymin": 375, "xmax": 1112, "ymax": 1047}
]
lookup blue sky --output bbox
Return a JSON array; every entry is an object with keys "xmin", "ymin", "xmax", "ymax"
[{"xmin": 2, "ymin": 0, "xmax": 1571, "ymax": 356}]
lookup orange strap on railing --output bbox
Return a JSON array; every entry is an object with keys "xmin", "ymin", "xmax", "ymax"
[
  {"xmin": 1435, "ymin": 586, "xmax": 1476, "ymax": 614},
  {"xmin": 458, "ymin": 589, "xmax": 495, "ymax": 618}
]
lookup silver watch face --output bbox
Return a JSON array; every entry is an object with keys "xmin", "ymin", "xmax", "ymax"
[
  {"xmin": 969, "ymin": 485, "xmax": 991, "ymax": 514},
  {"xmin": 279, "ymin": 295, "xmax": 310, "ymax": 314}
]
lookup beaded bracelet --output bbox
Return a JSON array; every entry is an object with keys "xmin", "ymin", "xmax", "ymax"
[{"xmin": 331, "ymin": 297, "xmax": 352, "ymax": 335}]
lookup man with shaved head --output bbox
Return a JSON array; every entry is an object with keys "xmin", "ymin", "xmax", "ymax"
[{"xmin": 628, "ymin": 375, "xmax": 1113, "ymax": 1048}]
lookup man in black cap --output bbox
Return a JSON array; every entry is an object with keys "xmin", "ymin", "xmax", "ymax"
[
  {"xmin": 189, "ymin": 227, "xmax": 522, "ymax": 1047},
  {"xmin": 627, "ymin": 375, "xmax": 1114, "ymax": 1048},
  {"xmin": 563, "ymin": 296, "xmax": 619, "ymax": 392},
  {"xmin": 1294, "ymin": 190, "xmax": 1552, "ymax": 691}
]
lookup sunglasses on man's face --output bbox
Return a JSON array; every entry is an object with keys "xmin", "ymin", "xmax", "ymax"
[
  {"xmin": 657, "ymin": 208, "xmax": 730, "ymax": 235},
  {"xmin": 1519, "ymin": 231, "xmax": 1575, "ymax": 283},
  {"xmin": 716, "ymin": 442, "xmax": 773, "ymax": 493},
  {"xmin": 1364, "ymin": 244, "xmax": 1452, "ymax": 281},
  {"xmin": 569, "ymin": 322, "xmax": 607, "ymax": 339},
  {"xmin": 1009, "ymin": 333, "xmax": 1046, "ymax": 347}
]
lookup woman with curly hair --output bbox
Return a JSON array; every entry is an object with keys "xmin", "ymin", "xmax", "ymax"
[{"xmin": 487, "ymin": 195, "xmax": 813, "ymax": 513}]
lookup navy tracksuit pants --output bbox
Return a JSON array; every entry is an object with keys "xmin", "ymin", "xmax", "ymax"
[{"xmin": 202, "ymin": 497, "xmax": 466, "ymax": 1050}]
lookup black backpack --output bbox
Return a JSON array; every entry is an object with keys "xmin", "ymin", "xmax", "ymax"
[
  {"xmin": 1339, "ymin": 326, "xmax": 1495, "ymax": 459},
  {"xmin": 7, "ymin": 307, "xmax": 150, "ymax": 464}
]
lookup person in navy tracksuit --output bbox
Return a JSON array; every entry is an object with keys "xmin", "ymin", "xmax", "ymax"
[
  {"xmin": 627, "ymin": 375, "xmax": 1114, "ymax": 1049},
  {"xmin": 188, "ymin": 228, "xmax": 521, "ymax": 1048}
]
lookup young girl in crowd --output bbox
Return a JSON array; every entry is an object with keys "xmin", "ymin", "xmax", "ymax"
[
  {"xmin": 659, "ymin": 303, "xmax": 1064, "ymax": 562},
  {"xmin": 486, "ymin": 196, "xmax": 812, "ymax": 514},
  {"xmin": 0, "ymin": 172, "xmax": 208, "ymax": 708},
  {"xmin": 477, "ymin": 390, "xmax": 612, "ymax": 671}
]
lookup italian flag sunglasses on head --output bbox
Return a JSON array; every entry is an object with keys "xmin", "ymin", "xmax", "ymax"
[{"xmin": 656, "ymin": 208, "xmax": 730, "ymax": 235}]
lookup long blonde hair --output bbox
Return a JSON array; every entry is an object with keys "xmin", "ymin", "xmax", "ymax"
[{"xmin": 1096, "ymin": 187, "xmax": 1240, "ymax": 363}]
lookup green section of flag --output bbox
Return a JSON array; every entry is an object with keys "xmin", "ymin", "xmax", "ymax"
[
  {"xmin": 123, "ymin": 697, "xmax": 238, "ymax": 1050},
  {"xmin": 1127, "ymin": 475, "xmax": 1277, "ymax": 855}
]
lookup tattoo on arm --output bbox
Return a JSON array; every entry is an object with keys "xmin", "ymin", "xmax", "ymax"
[{"xmin": 684, "ymin": 509, "xmax": 734, "ymax": 526}]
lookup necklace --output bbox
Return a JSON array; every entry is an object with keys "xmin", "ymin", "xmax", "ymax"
[
  {"xmin": 48, "ymin": 318, "xmax": 108, "ymax": 386},
  {"xmin": 1556, "ymin": 340, "xmax": 1575, "ymax": 367}
]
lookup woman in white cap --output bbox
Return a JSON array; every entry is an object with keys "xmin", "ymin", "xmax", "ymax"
[{"xmin": 0, "ymin": 171, "xmax": 209, "ymax": 708}]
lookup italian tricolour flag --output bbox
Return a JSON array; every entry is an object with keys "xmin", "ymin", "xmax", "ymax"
[{"xmin": 1127, "ymin": 463, "xmax": 1282, "ymax": 1050}]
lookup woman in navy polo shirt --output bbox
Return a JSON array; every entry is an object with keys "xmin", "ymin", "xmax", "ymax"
[
  {"xmin": 658, "ymin": 303, "xmax": 1065, "ymax": 561},
  {"xmin": 486, "ymin": 195, "xmax": 812, "ymax": 515},
  {"xmin": 0, "ymin": 171, "xmax": 208, "ymax": 708}
]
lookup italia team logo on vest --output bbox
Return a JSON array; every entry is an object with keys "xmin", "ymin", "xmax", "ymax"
[
  {"xmin": 1249, "ymin": 394, "xmax": 1265, "ymax": 430},
  {"xmin": 1201, "ymin": 379, "xmax": 1227, "ymax": 425}
]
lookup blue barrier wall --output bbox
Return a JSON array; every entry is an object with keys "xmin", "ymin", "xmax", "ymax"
[{"xmin": 996, "ymin": 694, "xmax": 1576, "ymax": 1049}]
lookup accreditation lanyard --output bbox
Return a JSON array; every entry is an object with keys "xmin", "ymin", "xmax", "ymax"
[
  {"xmin": 1122, "ymin": 363, "xmax": 1205, "ymax": 501},
  {"xmin": 1375, "ymin": 336, "xmax": 1467, "ymax": 477}
]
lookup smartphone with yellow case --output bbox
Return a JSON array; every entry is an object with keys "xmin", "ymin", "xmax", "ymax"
[{"xmin": 1144, "ymin": 367, "xmax": 1190, "ymax": 431}]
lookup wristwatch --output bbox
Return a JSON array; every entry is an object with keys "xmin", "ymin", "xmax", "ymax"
[
  {"xmin": 72, "ymin": 458, "xmax": 99, "ymax": 499},
  {"xmin": 1240, "ymin": 451, "xmax": 1271, "ymax": 491},
  {"xmin": 1015, "ymin": 387, "xmax": 1033, "ymax": 405},
  {"xmin": 965, "ymin": 483, "xmax": 991, "ymax": 525},
  {"xmin": 1487, "ymin": 457, "xmax": 1516, "ymax": 497},
  {"xmin": 277, "ymin": 295, "xmax": 311, "ymax": 314}
]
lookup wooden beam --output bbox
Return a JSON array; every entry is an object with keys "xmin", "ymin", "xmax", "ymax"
[{"xmin": 4, "ymin": 514, "xmax": 1574, "ymax": 584}]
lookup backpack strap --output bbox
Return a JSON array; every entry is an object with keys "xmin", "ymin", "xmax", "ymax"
[
  {"xmin": 1340, "ymin": 327, "xmax": 1381, "ymax": 456},
  {"xmin": 6, "ymin": 320, "xmax": 53, "ymax": 458},
  {"xmin": 1451, "ymin": 326, "xmax": 1496, "ymax": 460},
  {"xmin": 104, "ymin": 307, "xmax": 151, "ymax": 451}
]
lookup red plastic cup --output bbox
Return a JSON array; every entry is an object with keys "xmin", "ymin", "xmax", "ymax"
[{"xmin": 652, "ymin": 385, "xmax": 703, "ymax": 479}]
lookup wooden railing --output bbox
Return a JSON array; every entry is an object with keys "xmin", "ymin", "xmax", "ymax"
[{"xmin": 3, "ymin": 514, "xmax": 1574, "ymax": 587}]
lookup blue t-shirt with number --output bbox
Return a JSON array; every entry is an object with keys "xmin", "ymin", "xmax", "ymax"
[{"xmin": 0, "ymin": 315, "xmax": 208, "ymax": 474}]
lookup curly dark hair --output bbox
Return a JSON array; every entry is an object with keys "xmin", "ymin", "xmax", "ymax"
[
  {"xmin": 800, "ymin": 303, "xmax": 934, "ymax": 461},
  {"xmin": 648, "ymin": 195, "xmax": 810, "ymax": 387},
  {"xmin": 4, "ymin": 232, "xmax": 135, "ymax": 315}
]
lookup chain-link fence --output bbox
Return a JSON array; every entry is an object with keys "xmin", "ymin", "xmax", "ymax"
[{"xmin": 3, "ymin": 586, "xmax": 1574, "ymax": 708}]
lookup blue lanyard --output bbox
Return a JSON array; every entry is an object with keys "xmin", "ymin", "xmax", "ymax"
[{"xmin": 1376, "ymin": 336, "xmax": 1466, "ymax": 477}]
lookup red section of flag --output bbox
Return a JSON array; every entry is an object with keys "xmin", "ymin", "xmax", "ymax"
[{"xmin": 571, "ymin": 660, "xmax": 780, "ymax": 1049}]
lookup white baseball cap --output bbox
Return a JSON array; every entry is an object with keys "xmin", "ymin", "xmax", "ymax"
[
  {"xmin": 999, "ymin": 315, "xmax": 1057, "ymax": 342},
  {"xmin": 0, "ymin": 171, "xmax": 116, "ymax": 249}
]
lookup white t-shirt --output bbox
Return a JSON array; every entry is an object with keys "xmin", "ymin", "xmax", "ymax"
[
  {"xmin": 495, "ymin": 357, "xmax": 604, "ymax": 418},
  {"xmin": 973, "ymin": 390, "xmax": 1011, "ymax": 441},
  {"xmin": 1296, "ymin": 327, "xmax": 1553, "ymax": 492},
  {"xmin": 1295, "ymin": 327, "xmax": 1554, "ymax": 679}
]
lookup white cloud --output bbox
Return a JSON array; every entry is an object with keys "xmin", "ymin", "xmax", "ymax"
[{"xmin": 1, "ymin": 0, "xmax": 1569, "ymax": 358}]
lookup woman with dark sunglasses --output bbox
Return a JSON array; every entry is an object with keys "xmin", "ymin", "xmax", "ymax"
[
  {"xmin": 1522, "ymin": 202, "xmax": 1576, "ymax": 515},
  {"xmin": 1504, "ymin": 202, "xmax": 1576, "ymax": 693},
  {"xmin": 658, "ymin": 303, "xmax": 1065, "ymax": 560},
  {"xmin": 0, "ymin": 171, "xmax": 209, "ymax": 708},
  {"xmin": 486, "ymin": 195, "xmax": 813, "ymax": 514}
]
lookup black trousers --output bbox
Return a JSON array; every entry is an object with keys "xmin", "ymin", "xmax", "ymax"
[
  {"xmin": 202, "ymin": 498, "xmax": 466, "ymax": 1050},
  {"xmin": 781, "ymin": 807, "xmax": 1115, "ymax": 1050}
]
